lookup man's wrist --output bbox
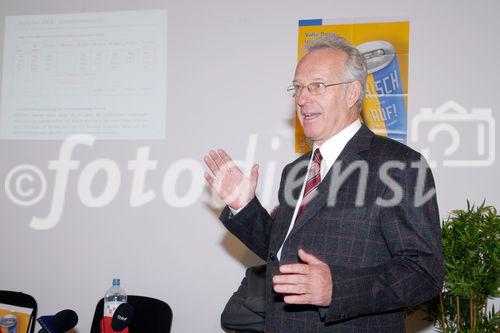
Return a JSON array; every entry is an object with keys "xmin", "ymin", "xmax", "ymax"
[
  {"xmin": 228, "ymin": 197, "xmax": 255, "ymax": 215},
  {"xmin": 229, "ymin": 206, "xmax": 243, "ymax": 215}
]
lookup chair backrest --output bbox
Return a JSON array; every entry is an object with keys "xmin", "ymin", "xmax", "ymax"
[
  {"xmin": 0, "ymin": 290, "xmax": 37, "ymax": 333},
  {"xmin": 90, "ymin": 295, "xmax": 173, "ymax": 333}
]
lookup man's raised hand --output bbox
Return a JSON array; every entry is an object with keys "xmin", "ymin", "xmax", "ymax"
[{"xmin": 204, "ymin": 149, "xmax": 259, "ymax": 210}]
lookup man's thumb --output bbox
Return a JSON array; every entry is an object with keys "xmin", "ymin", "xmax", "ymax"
[
  {"xmin": 298, "ymin": 248, "xmax": 322, "ymax": 264},
  {"xmin": 250, "ymin": 164, "xmax": 259, "ymax": 183}
]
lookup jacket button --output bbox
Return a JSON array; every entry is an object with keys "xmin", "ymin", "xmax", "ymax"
[{"xmin": 269, "ymin": 252, "xmax": 276, "ymax": 261}]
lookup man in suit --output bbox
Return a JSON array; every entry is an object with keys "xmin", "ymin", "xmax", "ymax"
[{"xmin": 204, "ymin": 34, "xmax": 443, "ymax": 332}]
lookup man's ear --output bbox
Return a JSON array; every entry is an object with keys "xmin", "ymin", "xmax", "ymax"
[{"xmin": 346, "ymin": 81, "xmax": 361, "ymax": 109}]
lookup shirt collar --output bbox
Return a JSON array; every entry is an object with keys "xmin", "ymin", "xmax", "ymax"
[{"xmin": 313, "ymin": 119, "xmax": 362, "ymax": 169}]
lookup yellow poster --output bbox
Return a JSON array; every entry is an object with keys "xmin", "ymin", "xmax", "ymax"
[
  {"xmin": 295, "ymin": 19, "xmax": 409, "ymax": 153},
  {"xmin": 0, "ymin": 303, "xmax": 32, "ymax": 332}
]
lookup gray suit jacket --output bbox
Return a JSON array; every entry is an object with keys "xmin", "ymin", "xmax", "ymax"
[{"xmin": 220, "ymin": 125, "xmax": 444, "ymax": 332}]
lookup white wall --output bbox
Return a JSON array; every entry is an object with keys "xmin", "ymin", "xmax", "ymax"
[{"xmin": 0, "ymin": 0, "xmax": 498, "ymax": 332}]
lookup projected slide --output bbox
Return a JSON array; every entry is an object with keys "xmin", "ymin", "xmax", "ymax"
[{"xmin": 0, "ymin": 10, "xmax": 167, "ymax": 139}]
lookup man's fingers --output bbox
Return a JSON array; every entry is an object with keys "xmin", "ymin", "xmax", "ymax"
[
  {"xmin": 279, "ymin": 263, "xmax": 309, "ymax": 274},
  {"xmin": 273, "ymin": 273, "xmax": 307, "ymax": 285},
  {"xmin": 273, "ymin": 283, "xmax": 306, "ymax": 295},
  {"xmin": 204, "ymin": 172, "xmax": 214, "ymax": 186},
  {"xmin": 204, "ymin": 152, "xmax": 235, "ymax": 181},
  {"xmin": 203, "ymin": 156, "xmax": 220, "ymax": 176},
  {"xmin": 209, "ymin": 150, "xmax": 227, "ymax": 170},
  {"xmin": 283, "ymin": 295, "xmax": 308, "ymax": 305},
  {"xmin": 298, "ymin": 248, "xmax": 324, "ymax": 265},
  {"xmin": 218, "ymin": 149, "xmax": 236, "ymax": 167}
]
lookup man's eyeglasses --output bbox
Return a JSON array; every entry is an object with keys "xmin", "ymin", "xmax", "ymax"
[{"xmin": 286, "ymin": 81, "xmax": 352, "ymax": 98}]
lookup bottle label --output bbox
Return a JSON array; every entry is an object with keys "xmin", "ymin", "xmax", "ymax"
[{"xmin": 104, "ymin": 301, "xmax": 124, "ymax": 317}]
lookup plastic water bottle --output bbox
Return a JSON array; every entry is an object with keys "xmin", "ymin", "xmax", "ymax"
[{"xmin": 103, "ymin": 278, "xmax": 127, "ymax": 317}]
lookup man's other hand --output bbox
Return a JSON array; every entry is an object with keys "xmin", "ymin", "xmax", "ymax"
[{"xmin": 273, "ymin": 249, "xmax": 333, "ymax": 307}]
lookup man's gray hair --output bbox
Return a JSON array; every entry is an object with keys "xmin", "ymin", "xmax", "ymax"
[{"xmin": 304, "ymin": 34, "xmax": 367, "ymax": 112}]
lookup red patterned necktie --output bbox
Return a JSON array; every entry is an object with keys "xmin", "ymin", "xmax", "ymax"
[{"xmin": 297, "ymin": 148, "xmax": 323, "ymax": 218}]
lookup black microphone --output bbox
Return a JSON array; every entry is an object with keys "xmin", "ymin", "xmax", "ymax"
[
  {"xmin": 37, "ymin": 309, "xmax": 78, "ymax": 333},
  {"xmin": 111, "ymin": 303, "xmax": 134, "ymax": 331}
]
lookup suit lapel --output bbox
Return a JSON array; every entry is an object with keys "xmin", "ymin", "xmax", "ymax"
[
  {"xmin": 288, "ymin": 124, "xmax": 374, "ymax": 238},
  {"xmin": 272, "ymin": 152, "xmax": 310, "ymax": 252}
]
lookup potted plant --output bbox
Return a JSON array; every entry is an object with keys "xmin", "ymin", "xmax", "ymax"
[{"xmin": 416, "ymin": 201, "xmax": 499, "ymax": 332}]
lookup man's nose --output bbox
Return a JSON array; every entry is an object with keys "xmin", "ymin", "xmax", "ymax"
[{"xmin": 296, "ymin": 86, "xmax": 313, "ymax": 106}]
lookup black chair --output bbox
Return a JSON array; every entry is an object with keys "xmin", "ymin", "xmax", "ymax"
[
  {"xmin": 90, "ymin": 295, "xmax": 172, "ymax": 333},
  {"xmin": 221, "ymin": 265, "xmax": 266, "ymax": 333},
  {"xmin": 0, "ymin": 290, "xmax": 37, "ymax": 333}
]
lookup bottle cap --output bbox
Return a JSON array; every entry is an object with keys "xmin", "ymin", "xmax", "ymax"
[{"xmin": 112, "ymin": 278, "xmax": 120, "ymax": 286}]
